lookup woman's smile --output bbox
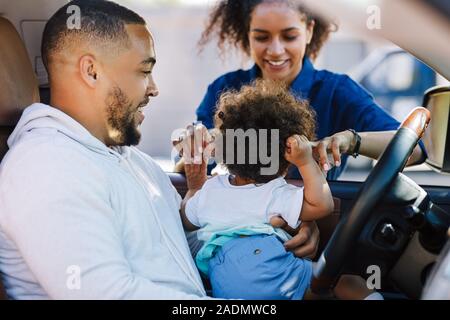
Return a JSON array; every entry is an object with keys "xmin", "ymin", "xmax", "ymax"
[
  {"xmin": 249, "ymin": 2, "xmax": 312, "ymax": 85},
  {"xmin": 264, "ymin": 59, "xmax": 291, "ymax": 72}
]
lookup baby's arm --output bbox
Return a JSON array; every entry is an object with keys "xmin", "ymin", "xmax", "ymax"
[
  {"xmin": 179, "ymin": 160, "xmax": 207, "ymax": 232},
  {"xmin": 180, "ymin": 191, "xmax": 201, "ymax": 232},
  {"xmin": 285, "ymin": 135, "xmax": 334, "ymax": 221}
]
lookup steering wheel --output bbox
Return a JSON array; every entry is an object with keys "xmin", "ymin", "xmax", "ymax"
[{"xmin": 311, "ymin": 107, "xmax": 431, "ymax": 294}]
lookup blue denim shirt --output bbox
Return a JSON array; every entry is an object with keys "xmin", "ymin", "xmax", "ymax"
[{"xmin": 196, "ymin": 58, "xmax": 424, "ymax": 179}]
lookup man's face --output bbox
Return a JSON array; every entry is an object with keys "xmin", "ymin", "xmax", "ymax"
[{"xmin": 102, "ymin": 24, "xmax": 158, "ymax": 146}]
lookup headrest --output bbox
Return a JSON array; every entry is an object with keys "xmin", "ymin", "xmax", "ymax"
[{"xmin": 0, "ymin": 17, "xmax": 39, "ymax": 126}]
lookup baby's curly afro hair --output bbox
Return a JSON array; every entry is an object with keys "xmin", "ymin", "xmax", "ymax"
[{"xmin": 214, "ymin": 80, "xmax": 316, "ymax": 183}]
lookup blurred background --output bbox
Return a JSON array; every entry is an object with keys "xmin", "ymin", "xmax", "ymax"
[
  {"xmin": 115, "ymin": 0, "xmax": 447, "ymax": 184},
  {"xmin": 1, "ymin": 0, "xmax": 448, "ymax": 184}
]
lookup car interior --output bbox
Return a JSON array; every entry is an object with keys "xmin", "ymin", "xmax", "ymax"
[
  {"xmin": 0, "ymin": 15, "xmax": 41, "ymax": 300},
  {"xmin": 0, "ymin": 0, "xmax": 449, "ymax": 300}
]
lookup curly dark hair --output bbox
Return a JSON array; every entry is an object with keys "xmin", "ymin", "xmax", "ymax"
[
  {"xmin": 214, "ymin": 80, "xmax": 316, "ymax": 183},
  {"xmin": 199, "ymin": 0, "xmax": 337, "ymax": 61}
]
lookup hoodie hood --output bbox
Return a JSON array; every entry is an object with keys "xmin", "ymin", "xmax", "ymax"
[{"xmin": 8, "ymin": 103, "xmax": 114, "ymax": 157}]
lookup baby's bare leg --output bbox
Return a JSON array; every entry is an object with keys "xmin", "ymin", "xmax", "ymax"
[
  {"xmin": 334, "ymin": 275, "xmax": 376, "ymax": 300},
  {"xmin": 305, "ymin": 262, "xmax": 377, "ymax": 300}
]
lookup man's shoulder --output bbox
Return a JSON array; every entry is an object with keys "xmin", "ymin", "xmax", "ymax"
[
  {"xmin": 7, "ymin": 132, "xmax": 83, "ymax": 159},
  {"xmin": 127, "ymin": 147, "xmax": 161, "ymax": 170},
  {"xmin": 127, "ymin": 147, "xmax": 174, "ymax": 183},
  {"xmin": 1, "ymin": 133, "xmax": 106, "ymax": 182}
]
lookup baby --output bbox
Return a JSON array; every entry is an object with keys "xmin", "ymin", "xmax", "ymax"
[{"xmin": 180, "ymin": 80, "xmax": 376, "ymax": 300}]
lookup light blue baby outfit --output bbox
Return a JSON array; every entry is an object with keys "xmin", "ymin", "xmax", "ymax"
[{"xmin": 185, "ymin": 174, "xmax": 312, "ymax": 299}]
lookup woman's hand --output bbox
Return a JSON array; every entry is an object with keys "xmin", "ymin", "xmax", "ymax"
[
  {"xmin": 313, "ymin": 130, "xmax": 425, "ymax": 171},
  {"xmin": 270, "ymin": 217, "xmax": 320, "ymax": 259},
  {"xmin": 312, "ymin": 130, "xmax": 355, "ymax": 172}
]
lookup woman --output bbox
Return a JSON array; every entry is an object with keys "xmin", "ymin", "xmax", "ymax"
[
  {"xmin": 174, "ymin": 0, "xmax": 425, "ymax": 265},
  {"xmin": 193, "ymin": 0, "xmax": 426, "ymax": 179}
]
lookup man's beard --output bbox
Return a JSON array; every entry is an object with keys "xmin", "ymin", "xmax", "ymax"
[{"xmin": 105, "ymin": 86, "xmax": 147, "ymax": 146}]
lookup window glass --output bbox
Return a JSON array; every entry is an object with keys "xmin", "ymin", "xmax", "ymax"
[{"xmin": 121, "ymin": 1, "xmax": 450, "ymax": 187}]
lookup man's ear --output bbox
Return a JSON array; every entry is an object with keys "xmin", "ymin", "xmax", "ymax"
[{"xmin": 79, "ymin": 54, "xmax": 98, "ymax": 88}]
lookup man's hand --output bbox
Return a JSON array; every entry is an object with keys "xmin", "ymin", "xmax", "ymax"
[
  {"xmin": 270, "ymin": 217, "xmax": 320, "ymax": 259},
  {"xmin": 179, "ymin": 123, "xmax": 211, "ymax": 190},
  {"xmin": 185, "ymin": 159, "xmax": 207, "ymax": 191},
  {"xmin": 174, "ymin": 123, "xmax": 211, "ymax": 161},
  {"xmin": 173, "ymin": 122, "xmax": 212, "ymax": 176}
]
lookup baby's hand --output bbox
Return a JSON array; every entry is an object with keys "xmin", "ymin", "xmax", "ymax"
[{"xmin": 285, "ymin": 135, "xmax": 314, "ymax": 167}]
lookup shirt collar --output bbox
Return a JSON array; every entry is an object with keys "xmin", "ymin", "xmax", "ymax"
[
  {"xmin": 250, "ymin": 57, "xmax": 316, "ymax": 98},
  {"xmin": 290, "ymin": 57, "xmax": 316, "ymax": 98}
]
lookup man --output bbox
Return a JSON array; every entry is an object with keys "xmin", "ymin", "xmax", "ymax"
[{"xmin": 0, "ymin": 0, "xmax": 318, "ymax": 299}]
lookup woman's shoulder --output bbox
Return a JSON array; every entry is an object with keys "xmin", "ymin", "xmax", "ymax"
[
  {"xmin": 314, "ymin": 67, "xmax": 353, "ymax": 85},
  {"xmin": 207, "ymin": 66, "xmax": 257, "ymax": 92},
  {"xmin": 316, "ymin": 68, "xmax": 365, "ymax": 89},
  {"xmin": 312, "ymin": 67, "xmax": 372, "ymax": 100}
]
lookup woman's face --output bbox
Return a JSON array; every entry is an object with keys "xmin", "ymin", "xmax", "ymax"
[{"xmin": 248, "ymin": 2, "xmax": 314, "ymax": 85}]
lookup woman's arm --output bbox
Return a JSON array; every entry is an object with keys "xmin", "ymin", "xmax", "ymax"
[
  {"xmin": 285, "ymin": 135, "xmax": 334, "ymax": 222},
  {"xmin": 314, "ymin": 75, "xmax": 426, "ymax": 172},
  {"xmin": 314, "ymin": 129, "xmax": 425, "ymax": 172},
  {"xmin": 359, "ymin": 131, "xmax": 424, "ymax": 165}
]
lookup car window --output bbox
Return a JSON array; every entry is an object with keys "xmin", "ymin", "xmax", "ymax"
[
  {"xmin": 341, "ymin": 54, "xmax": 450, "ymax": 187},
  {"xmin": 365, "ymin": 53, "xmax": 415, "ymax": 93},
  {"xmin": 119, "ymin": 1, "xmax": 450, "ymax": 187}
]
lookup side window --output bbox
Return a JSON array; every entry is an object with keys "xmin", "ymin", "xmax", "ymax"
[
  {"xmin": 341, "ymin": 51, "xmax": 450, "ymax": 186},
  {"xmin": 364, "ymin": 53, "xmax": 415, "ymax": 94},
  {"xmin": 360, "ymin": 52, "xmax": 436, "ymax": 122}
]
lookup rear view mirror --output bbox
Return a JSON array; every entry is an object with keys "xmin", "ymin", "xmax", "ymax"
[{"xmin": 422, "ymin": 85, "xmax": 450, "ymax": 173}]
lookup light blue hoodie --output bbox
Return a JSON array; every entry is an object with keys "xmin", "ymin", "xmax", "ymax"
[{"xmin": 0, "ymin": 103, "xmax": 206, "ymax": 299}]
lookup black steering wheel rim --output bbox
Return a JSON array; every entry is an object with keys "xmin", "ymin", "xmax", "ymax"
[{"xmin": 311, "ymin": 107, "xmax": 431, "ymax": 294}]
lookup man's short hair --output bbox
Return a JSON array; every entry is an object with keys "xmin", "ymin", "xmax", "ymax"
[{"xmin": 41, "ymin": 0, "xmax": 146, "ymax": 72}]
